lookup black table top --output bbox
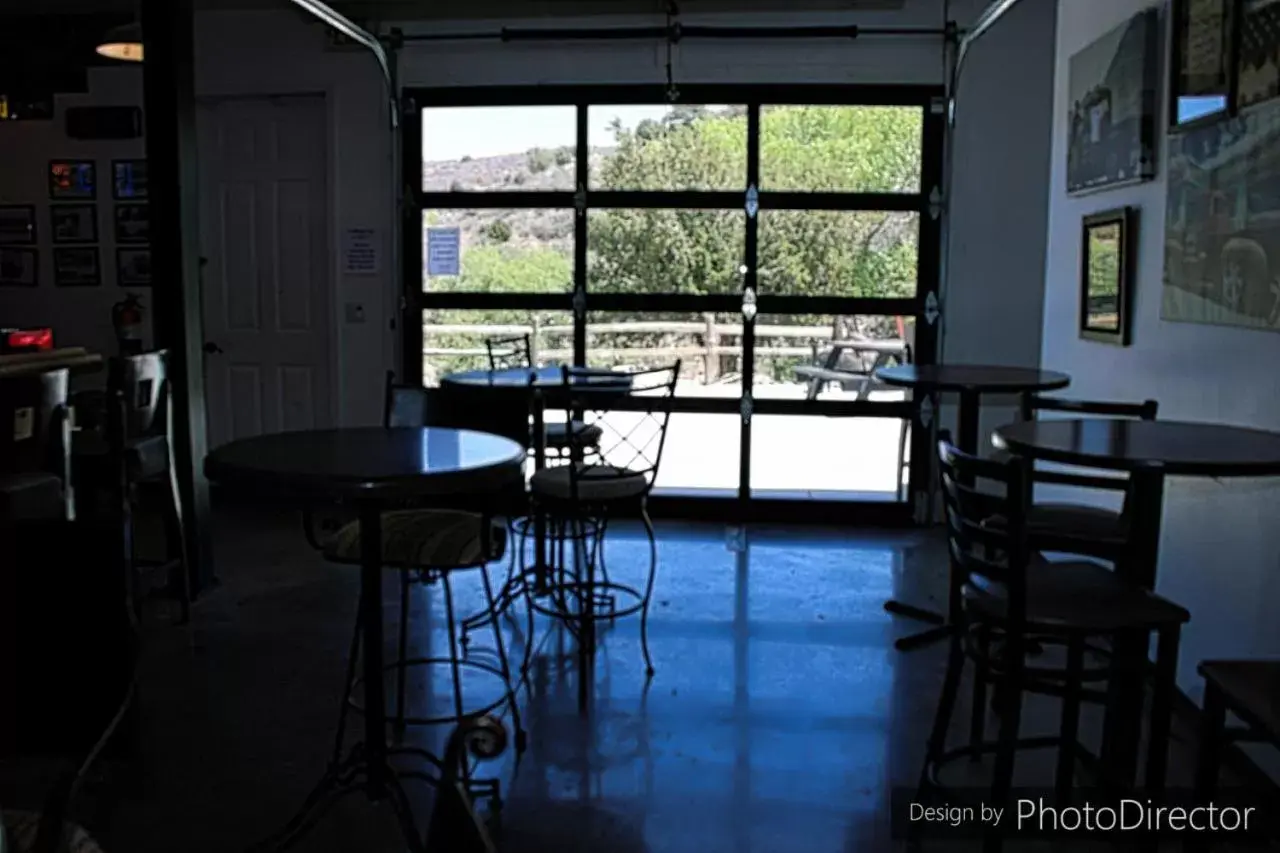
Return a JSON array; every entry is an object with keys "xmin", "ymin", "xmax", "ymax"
[
  {"xmin": 441, "ymin": 365, "xmax": 633, "ymax": 390},
  {"xmin": 875, "ymin": 364, "xmax": 1071, "ymax": 394},
  {"xmin": 204, "ymin": 427, "xmax": 526, "ymax": 500},
  {"xmin": 993, "ymin": 419, "xmax": 1280, "ymax": 477}
]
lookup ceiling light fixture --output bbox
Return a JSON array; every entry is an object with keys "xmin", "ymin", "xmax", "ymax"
[{"xmin": 96, "ymin": 22, "xmax": 144, "ymax": 63}]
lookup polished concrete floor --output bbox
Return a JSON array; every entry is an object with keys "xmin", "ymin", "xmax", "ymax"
[{"xmin": 46, "ymin": 505, "xmax": 1203, "ymax": 852}]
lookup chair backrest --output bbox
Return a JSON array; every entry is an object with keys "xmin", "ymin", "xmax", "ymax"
[
  {"xmin": 1016, "ymin": 394, "xmax": 1157, "ymax": 493},
  {"xmin": 383, "ymin": 370, "xmax": 446, "ymax": 428},
  {"xmin": 108, "ymin": 350, "xmax": 169, "ymax": 440},
  {"xmin": 0, "ymin": 368, "xmax": 70, "ymax": 482},
  {"xmin": 548, "ymin": 361, "xmax": 680, "ymax": 496},
  {"xmin": 937, "ymin": 434, "xmax": 1031, "ymax": 629},
  {"xmin": 486, "ymin": 334, "xmax": 533, "ymax": 372}
]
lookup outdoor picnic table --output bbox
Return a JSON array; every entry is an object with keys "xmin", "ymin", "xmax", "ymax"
[{"xmin": 794, "ymin": 338, "xmax": 910, "ymax": 401}]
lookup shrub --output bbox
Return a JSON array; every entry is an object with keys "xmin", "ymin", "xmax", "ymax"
[
  {"xmin": 485, "ymin": 220, "xmax": 512, "ymax": 243},
  {"xmin": 527, "ymin": 147, "xmax": 555, "ymax": 173}
]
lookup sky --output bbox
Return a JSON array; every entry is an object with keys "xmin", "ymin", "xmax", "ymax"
[{"xmin": 422, "ymin": 104, "xmax": 709, "ymax": 161}]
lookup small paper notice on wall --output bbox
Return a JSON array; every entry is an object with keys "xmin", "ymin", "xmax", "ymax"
[
  {"xmin": 342, "ymin": 228, "xmax": 379, "ymax": 275},
  {"xmin": 426, "ymin": 227, "xmax": 461, "ymax": 277},
  {"xmin": 13, "ymin": 407, "xmax": 33, "ymax": 442}
]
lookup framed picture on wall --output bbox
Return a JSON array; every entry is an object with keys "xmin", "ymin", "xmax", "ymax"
[
  {"xmin": 0, "ymin": 248, "xmax": 37, "ymax": 287},
  {"xmin": 1067, "ymin": 8, "xmax": 1160, "ymax": 194},
  {"xmin": 49, "ymin": 160, "xmax": 96, "ymax": 200},
  {"xmin": 116, "ymin": 248, "xmax": 151, "ymax": 287},
  {"xmin": 0, "ymin": 206, "xmax": 36, "ymax": 244},
  {"xmin": 1171, "ymin": 0, "xmax": 1237, "ymax": 127},
  {"xmin": 53, "ymin": 247, "xmax": 100, "ymax": 287},
  {"xmin": 50, "ymin": 204, "xmax": 98, "ymax": 243},
  {"xmin": 112, "ymin": 159, "xmax": 147, "ymax": 199},
  {"xmin": 114, "ymin": 203, "xmax": 149, "ymax": 243},
  {"xmin": 1238, "ymin": 0, "xmax": 1280, "ymax": 110},
  {"xmin": 1080, "ymin": 207, "xmax": 1137, "ymax": 346}
]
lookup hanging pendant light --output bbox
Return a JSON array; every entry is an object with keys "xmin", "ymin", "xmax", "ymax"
[{"xmin": 96, "ymin": 22, "xmax": 143, "ymax": 62}]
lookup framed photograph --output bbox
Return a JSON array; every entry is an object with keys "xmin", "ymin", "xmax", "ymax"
[
  {"xmin": 1238, "ymin": 0, "xmax": 1280, "ymax": 110},
  {"xmin": 53, "ymin": 247, "xmax": 100, "ymax": 287},
  {"xmin": 1171, "ymin": 0, "xmax": 1236, "ymax": 127},
  {"xmin": 112, "ymin": 159, "xmax": 147, "ymax": 200},
  {"xmin": 50, "ymin": 204, "xmax": 98, "ymax": 243},
  {"xmin": 1163, "ymin": 102, "xmax": 1280, "ymax": 331},
  {"xmin": 0, "ymin": 248, "xmax": 37, "ymax": 287},
  {"xmin": 1067, "ymin": 8, "xmax": 1160, "ymax": 194},
  {"xmin": 114, "ymin": 203, "xmax": 149, "ymax": 244},
  {"xmin": 0, "ymin": 205, "xmax": 36, "ymax": 244},
  {"xmin": 49, "ymin": 160, "xmax": 96, "ymax": 200},
  {"xmin": 1080, "ymin": 207, "xmax": 1137, "ymax": 346},
  {"xmin": 116, "ymin": 247, "xmax": 151, "ymax": 287}
]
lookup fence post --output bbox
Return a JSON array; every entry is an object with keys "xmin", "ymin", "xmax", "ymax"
[
  {"xmin": 530, "ymin": 317, "xmax": 541, "ymax": 365},
  {"xmin": 703, "ymin": 312, "xmax": 719, "ymax": 384}
]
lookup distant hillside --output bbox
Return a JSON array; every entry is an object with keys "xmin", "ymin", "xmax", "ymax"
[{"xmin": 422, "ymin": 148, "xmax": 615, "ymax": 255}]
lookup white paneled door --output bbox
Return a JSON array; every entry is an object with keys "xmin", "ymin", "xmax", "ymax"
[{"xmin": 198, "ymin": 94, "xmax": 332, "ymax": 450}]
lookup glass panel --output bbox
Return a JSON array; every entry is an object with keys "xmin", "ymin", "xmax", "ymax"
[
  {"xmin": 587, "ymin": 209, "xmax": 745, "ymax": 294},
  {"xmin": 422, "ymin": 210, "xmax": 572, "ymax": 293},
  {"xmin": 759, "ymin": 105, "xmax": 922, "ymax": 193},
  {"xmin": 654, "ymin": 414, "xmax": 740, "ymax": 495},
  {"xmin": 420, "ymin": 308, "xmax": 574, "ymax": 386},
  {"xmin": 421, "ymin": 106, "xmax": 576, "ymax": 192},
  {"xmin": 751, "ymin": 313, "xmax": 913, "ymax": 400},
  {"xmin": 757, "ymin": 210, "xmax": 919, "ymax": 298},
  {"xmin": 749, "ymin": 414, "xmax": 909, "ymax": 500},
  {"xmin": 584, "ymin": 311, "xmax": 741, "ymax": 394},
  {"xmin": 588, "ymin": 104, "xmax": 747, "ymax": 190}
]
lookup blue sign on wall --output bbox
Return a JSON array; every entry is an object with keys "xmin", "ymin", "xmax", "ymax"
[{"xmin": 426, "ymin": 227, "xmax": 461, "ymax": 277}]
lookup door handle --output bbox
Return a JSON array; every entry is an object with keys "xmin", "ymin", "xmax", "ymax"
[{"xmin": 203, "ymin": 341, "xmax": 224, "ymax": 354}]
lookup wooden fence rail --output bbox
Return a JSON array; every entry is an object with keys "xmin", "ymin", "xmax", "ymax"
[{"xmin": 422, "ymin": 314, "xmax": 884, "ymax": 380}]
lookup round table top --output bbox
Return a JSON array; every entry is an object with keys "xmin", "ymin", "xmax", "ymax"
[
  {"xmin": 993, "ymin": 419, "xmax": 1280, "ymax": 477},
  {"xmin": 204, "ymin": 427, "xmax": 526, "ymax": 500},
  {"xmin": 875, "ymin": 364, "xmax": 1071, "ymax": 394},
  {"xmin": 441, "ymin": 365, "xmax": 634, "ymax": 391}
]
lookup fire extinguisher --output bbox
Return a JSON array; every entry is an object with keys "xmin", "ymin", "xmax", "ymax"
[{"xmin": 112, "ymin": 293, "xmax": 145, "ymax": 355}]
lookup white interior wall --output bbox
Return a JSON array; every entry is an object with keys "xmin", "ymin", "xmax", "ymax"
[
  {"xmin": 0, "ymin": 67, "xmax": 148, "ymax": 367},
  {"xmin": 1043, "ymin": 0, "xmax": 1280, "ymax": 698}
]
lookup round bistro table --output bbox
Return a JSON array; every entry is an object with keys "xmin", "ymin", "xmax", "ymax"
[
  {"xmin": 205, "ymin": 427, "xmax": 525, "ymax": 853},
  {"xmin": 993, "ymin": 418, "xmax": 1280, "ymax": 789},
  {"xmin": 874, "ymin": 364, "xmax": 1072, "ymax": 650}
]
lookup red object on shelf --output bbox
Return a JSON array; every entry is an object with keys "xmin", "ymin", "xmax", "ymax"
[{"xmin": 2, "ymin": 327, "xmax": 53, "ymax": 353}]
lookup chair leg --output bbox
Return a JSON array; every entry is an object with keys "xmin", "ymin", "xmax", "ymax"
[
  {"xmin": 575, "ymin": 516, "xmax": 594, "ymax": 716},
  {"xmin": 1187, "ymin": 679, "xmax": 1227, "ymax": 853},
  {"xmin": 441, "ymin": 572, "xmax": 467, "ymax": 733},
  {"xmin": 332, "ymin": 590, "xmax": 364, "ymax": 768},
  {"xmin": 1145, "ymin": 627, "xmax": 1180, "ymax": 792},
  {"xmin": 986, "ymin": 635, "xmax": 1025, "ymax": 853},
  {"xmin": 395, "ymin": 571, "xmax": 411, "ymax": 735},
  {"xmin": 1056, "ymin": 635, "xmax": 1085, "ymax": 802},
  {"xmin": 163, "ymin": 466, "xmax": 192, "ymax": 624},
  {"xmin": 480, "ymin": 561, "xmax": 526, "ymax": 755},
  {"xmin": 919, "ymin": 624, "xmax": 966, "ymax": 793},
  {"xmin": 639, "ymin": 504, "xmax": 658, "ymax": 678},
  {"xmin": 969, "ymin": 623, "xmax": 990, "ymax": 761}
]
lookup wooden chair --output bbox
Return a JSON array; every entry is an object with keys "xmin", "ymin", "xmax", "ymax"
[
  {"xmin": 1193, "ymin": 660, "xmax": 1280, "ymax": 850},
  {"xmin": 0, "ymin": 368, "xmax": 72, "ymax": 524},
  {"xmin": 918, "ymin": 435, "xmax": 1189, "ymax": 851},
  {"xmin": 73, "ymin": 351, "xmax": 189, "ymax": 622},
  {"xmin": 997, "ymin": 394, "xmax": 1158, "ymax": 561}
]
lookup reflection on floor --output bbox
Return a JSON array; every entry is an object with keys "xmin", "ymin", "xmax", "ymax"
[{"xmin": 90, "ymin": 505, "xmax": 1197, "ymax": 852}]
